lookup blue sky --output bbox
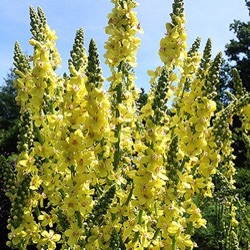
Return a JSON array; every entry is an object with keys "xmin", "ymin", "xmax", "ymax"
[{"xmin": 0, "ymin": 0, "xmax": 249, "ymax": 91}]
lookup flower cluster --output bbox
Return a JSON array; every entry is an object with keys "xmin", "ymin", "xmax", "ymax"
[
  {"xmin": 159, "ymin": 0, "xmax": 187, "ymax": 68},
  {"xmin": 2, "ymin": 1, "xmax": 249, "ymax": 250},
  {"xmin": 104, "ymin": 0, "xmax": 142, "ymax": 68}
]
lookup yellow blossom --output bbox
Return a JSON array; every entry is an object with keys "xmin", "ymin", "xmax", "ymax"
[
  {"xmin": 64, "ymin": 223, "xmax": 84, "ymax": 246},
  {"xmin": 39, "ymin": 230, "xmax": 61, "ymax": 250}
]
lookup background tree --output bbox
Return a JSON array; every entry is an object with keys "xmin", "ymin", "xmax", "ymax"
[
  {"xmin": 217, "ymin": 0, "xmax": 250, "ymax": 107},
  {"xmin": 217, "ymin": 0, "xmax": 250, "ymax": 169},
  {"xmin": 216, "ymin": 60, "xmax": 232, "ymax": 109},
  {"xmin": 0, "ymin": 69, "xmax": 19, "ymax": 155},
  {"xmin": 225, "ymin": 0, "xmax": 250, "ymax": 93},
  {"xmin": 0, "ymin": 69, "xmax": 19, "ymax": 249}
]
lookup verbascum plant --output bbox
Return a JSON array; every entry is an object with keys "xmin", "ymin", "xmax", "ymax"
[
  {"xmin": 102, "ymin": 1, "xmax": 142, "ymax": 248},
  {"xmin": 211, "ymin": 68, "xmax": 250, "ymax": 250},
  {"xmin": 3, "ymin": 0, "xmax": 249, "ymax": 249},
  {"xmin": 159, "ymin": 0, "xmax": 187, "ymax": 69}
]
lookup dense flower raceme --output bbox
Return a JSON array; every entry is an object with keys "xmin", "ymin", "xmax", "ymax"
[{"xmin": 1, "ymin": 0, "xmax": 249, "ymax": 249}]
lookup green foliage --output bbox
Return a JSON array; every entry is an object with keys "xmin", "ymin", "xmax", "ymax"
[
  {"xmin": 0, "ymin": 69, "xmax": 19, "ymax": 155},
  {"xmin": 224, "ymin": 1, "xmax": 250, "ymax": 93},
  {"xmin": 236, "ymin": 168, "xmax": 250, "ymax": 201},
  {"xmin": 0, "ymin": 154, "xmax": 17, "ymax": 250},
  {"xmin": 218, "ymin": 0, "xmax": 250, "ymax": 169},
  {"xmin": 136, "ymin": 88, "xmax": 148, "ymax": 112},
  {"xmin": 193, "ymin": 199, "xmax": 223, "ymax": 250}
]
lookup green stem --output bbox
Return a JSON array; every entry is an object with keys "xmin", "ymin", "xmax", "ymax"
[
  {"xmin": 194, "ymin": 192, "xmax": 202, "ymax": 206},
  {"xmin": 35, "ymin": 206, "xmax": 40, "ymax": 217},
  {"xmin": 95, "ymin": 183, "xmax": 103, "ymax": 196},
  {"xmin": 114, "ymin": 123, "xmax": 121, "ymax": 170},
  {"xmin": 153, "ymin": 203, "xmax": 161, "ymax": 240},
  {"xmin": 133, "ymin": 209, "xmax": 143, "ymax": 242},
  {"xmin": 138, "ymin": 209, "xmax": 143, "ymax": 224},
  {"xmin": 75, "ymin": 211, "xmax": 83, "ymax": 228},
  {"xmin": 114, "ymin": 62, "xmax": 123, "ymax": 170},
  {"xmin": 58, "ymin": 188, "xmax": 66, "ymax": 199},
  {"xmin": 154, "ymin": 202, "xmax": 158, "ymax": 216},
  {"xmin": 153, "ymin": 228, "xmax": 160, "ymax": 240},
  {"xmin": 34, "ymin": 126, "xmax": 44, "ymax": 144},
  {"xmin": 172, "ymin": 236, "xmax": 177, "ymax": 250},
  {"xmin": 185, "ymin": 222, "xmax": 193, "ymax": 235},
  {"xmin": 179, "ymin": 155, "xmax": 189, "ymax": 172},
  {"xmin": 124, "ymin": 184, "xmax": 134, "ymax": 206}
]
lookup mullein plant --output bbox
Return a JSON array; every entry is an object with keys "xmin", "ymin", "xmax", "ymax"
[
  {"xmin": 211, "ymin": 68, "xmax": 250, "ymax": 250},
  {"xmin": 1, "ymin": 0, "xmax": 249, "ymax": 249}
]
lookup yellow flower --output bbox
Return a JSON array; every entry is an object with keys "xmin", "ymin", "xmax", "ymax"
[
  {"xmin": 165, "ymin": 188, "xmax": 177, "ymax": 203},
  {"xmin": 242, "ymin": 103, "xmax": 250, "ymax": 129},
  {"xmin": 39, "ymin": 230, "xmax": 61, "ymax": 250},
  {"xmin": 147, "ymin": 66, "xmax": 162, "ymax": 84},
  {"xmin": 78, "ymin": 195, "xmax": 93, "ymax": 216},
  {"xmin": 133, "ymin": 176, "xmax": 154, "ymax": 206},
  {"xmin": 38, "ymin": 211, "xmax": 55, "ymax": 227},
  {"xmin": 43, "ymin": 171, "xmax": 61, "ymax": 192},
  {"xmin": 26, "ymin": 223, "xmax": 40, "ymax": 244},
  {"xmin": 8, "ymin": 227, "xmax": 27, "ymax": 246},
  {"xmin": 140, "ymin": 148, "xmax": 163, "ymax": 170},
  {"xmin": 108, "ymin": 169, "xmax": 127, "ymax": 185},
  {"xmin": 30, "ymin": 175, "xmax": 42, "ymax": 190},
  {"xmin": 34, "ymin": 141, "xmax": 55, "ymax": 158},
  {"xmin": 84, "ymin": 129, "xmax": 103, "ymax": 147},
  {"xmin": 198, "ymin": 161, "xmax": 216, "ymax": 178},
  {"xmin": 164, "ymin": 202, "xmax": 182, "ymax": 219},
  {"xmin": 33, "ymin": 112, "xmax": 46, "ymax": 128},
  {"xmin": 157, "ymin": 215, "xmax": 171, "ymax": 238},
  {"xmin": 64, "ymin": 223, "xmax": 84, "ymax": 246},
  {"xmin": 190, "ymin": 115, "xmax": 210, "ymax": 132},
  {"xmin": 67, "ymin": 129, "xmax": 85, "ymax": 151},
  {"xmin": 62, "ymin": 196, "xmax": 78, "ymax": 217},
  {"xmin": 167, "ymin": 221, "xmax": 182, "ymax": 235},
  {"xmin": 76, "ymin": 150, "xmax": 95, "ymax": 170},
  {"xmin": 123, "ymin": 218, "xmax": 137, "ymax": 241},
  {"xmin": 139, "ymin": 226, "xmax": 154, "ymax": 248},
  {"xmin": 186, "ymin": 203, "xmax": 207, "ymax": 228},
  {"xmin": 95, "ymin": 159, "xmax": 113, "ymax": 178},
  {"xmin": 176, "ymin": 234, "xmax": 194, "ymax": 250},
  {"xmin": 85, "ymin": 238, "xmax": 99, "ymax": 250},
  {"xmin": 18, "ymin": 152, "xmax": 37, "ymax": 173}
]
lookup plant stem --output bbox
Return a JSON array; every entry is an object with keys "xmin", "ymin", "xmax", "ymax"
[
  {"xmin": 114, "ymin": 62, "xmax": 123, "ymax": 170},
  {"xmin": 124, "ymin": 184, "xmax": 134, "ymax": 206},
  {"xmin": 75, "ymin": 211, "xmax": 83, "ymax": 228},
  {"xmin": 172, "ymin": 236, "xmax": 177, "ymax": 250},
  {"xmin": 133, "ymin": 209, "xmax": 143, "ymax": 242},
  {"xmin": 153, "ymin": 228, "xmax": 160, "ymax": 240}
]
